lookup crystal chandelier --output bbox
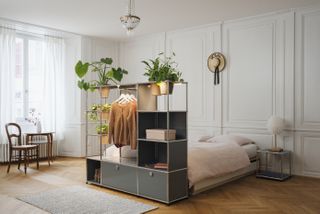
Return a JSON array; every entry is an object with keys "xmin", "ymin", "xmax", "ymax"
[{"xmin": 120, "ymin": 0, "xmax": 141, "ymax": 35}]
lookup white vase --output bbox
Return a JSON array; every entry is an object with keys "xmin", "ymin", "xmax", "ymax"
[{"xmin": 36, "ymin": 121, "xmax": 42, "ymax": 133}]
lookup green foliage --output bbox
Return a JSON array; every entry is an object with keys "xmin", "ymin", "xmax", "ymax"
[
  {"xmin": 96, "ymin": 124, "xmax": 109, "ymax": 134},
  {"xmin": 142, "ymin": 52, "xmax": 183, "ymax": 83},
  {"xmin": 75, "ymin": 57, "xmax": 128, "ymax": 91},
  {"xmin": 87, "ymin": 104, "xmax": 112, "ymax": 121}
]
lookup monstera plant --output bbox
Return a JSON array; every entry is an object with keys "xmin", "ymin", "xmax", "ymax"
[{"xmin": 75, "ymin": 57, "xmax": 128, "ymax": 97}]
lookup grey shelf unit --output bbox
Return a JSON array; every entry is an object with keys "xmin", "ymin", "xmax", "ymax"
[{"xmin": 85, "ymin": 81, "xmax": 188, "ymax": 204}]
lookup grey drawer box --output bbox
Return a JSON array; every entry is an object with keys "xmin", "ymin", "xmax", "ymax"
[
  {"xmin": 101, "ymin": 162, "xmax": 137, "ymax": 194},
  {"xmin": 138, "ymin": 168, "xmax": 167, "ymax": 202}
]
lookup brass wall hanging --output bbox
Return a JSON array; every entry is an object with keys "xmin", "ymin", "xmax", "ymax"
[{"xmin": 207, "ymin": 52, "xmax": 226, "ymax": 85}]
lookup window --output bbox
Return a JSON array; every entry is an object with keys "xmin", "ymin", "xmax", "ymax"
[{"xmin": 14, "ymin": 35, "xmax": 44, "ymax": 120}]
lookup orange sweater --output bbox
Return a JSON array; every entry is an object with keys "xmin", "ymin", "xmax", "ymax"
[{"xmin": 108, "ymin": 101, "xmax": 137, "ymax": 149}]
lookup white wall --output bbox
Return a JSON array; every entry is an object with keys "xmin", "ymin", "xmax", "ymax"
[
  {"xmin": 59, "ymin": 36, "xmax": 119, "ymax": 157},
  {"xmin": 118, "ymin": 5, "xmax": 320, "ymax": 177}
]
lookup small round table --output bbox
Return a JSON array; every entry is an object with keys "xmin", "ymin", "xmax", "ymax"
[{"xmin": 25, "ymin": 132, "xmax": 54, "ymax": 166}]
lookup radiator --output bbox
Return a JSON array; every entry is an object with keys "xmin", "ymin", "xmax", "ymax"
[{"xmin": 0, "ymin": 136, "xmax": 58, "ymax": 163}]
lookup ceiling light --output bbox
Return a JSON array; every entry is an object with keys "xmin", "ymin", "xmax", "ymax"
[{"xmin": 120, "ymin": 0, "xmax": 140, "ymax": 36}]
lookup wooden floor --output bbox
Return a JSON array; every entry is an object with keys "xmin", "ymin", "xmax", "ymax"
[{"xmin": 1, "ymin": 157, "xmax": 320, "ymax": 214}]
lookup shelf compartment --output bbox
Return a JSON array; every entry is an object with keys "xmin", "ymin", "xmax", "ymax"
[
  {"xmin": 86, "ymin": 159, "xmax": 101, "ymax": 184},
  {"xmin": 138, "ymin": 112, "xmax": 187, "ymax": 140},
  {"xmin": 138, "ymin": 140, "xmax": 187, "ymax": 171},
  {"xmin": 138, "ymin": 141, "xmax": 168, "ymax": 170}
]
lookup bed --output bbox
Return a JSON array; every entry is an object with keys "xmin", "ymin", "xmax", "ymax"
[{"xmin": 188, "ymin": 135, "xmax": 258, "ymax": 195}]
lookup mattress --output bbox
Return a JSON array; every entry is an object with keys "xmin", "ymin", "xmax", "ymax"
[{"xmin": 242, "ymin": 143, "xmax": 258, "ymax": 159}]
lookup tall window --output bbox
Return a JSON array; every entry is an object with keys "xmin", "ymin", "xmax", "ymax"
[{"xmin": 14, "ymin": 35, "xmax": 44, "ymax": 120}]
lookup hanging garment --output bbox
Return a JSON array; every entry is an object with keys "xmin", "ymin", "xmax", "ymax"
[{"xmin": 108, "ymin": 100, "xmax": 137, "ymax": 149}]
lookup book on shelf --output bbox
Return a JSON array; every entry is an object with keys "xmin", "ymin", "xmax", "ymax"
[{"xmin": 144, "ymin": 162, "xmax": 168, "ymax": 169}]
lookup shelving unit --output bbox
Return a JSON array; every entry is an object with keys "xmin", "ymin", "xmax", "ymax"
[{"xmin": 85, "ymin": 81, "xmax": 188, "ymax": 204}]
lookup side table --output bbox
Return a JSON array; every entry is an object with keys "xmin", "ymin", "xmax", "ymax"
[
  {"xmin": 256, "ymin": 149, "xmax": 292, "ymax": 181},
  {"xmin": 25, "ymin": 132, "xmax": 54, "ymax": 166}
]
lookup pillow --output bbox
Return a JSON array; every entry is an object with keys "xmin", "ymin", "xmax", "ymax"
[
  {"xmin": 207, "ymin": 135, "xmax": 253, "ymax": 146},
  {"xmin": 105, "ymin": 145, "xmax": 137, "ymax": 158},
  {"xmin": 198, "ymin": 135, "xmax": 214, "ymax": 142}
]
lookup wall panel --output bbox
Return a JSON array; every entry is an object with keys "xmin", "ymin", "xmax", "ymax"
[
  {"xmin": 295, "ymin": 8, "xmax": 320, "ymax": 130},
  {"xmin": 166, "ymin": 24, "xmax": 221, "ymax": 127},
  {"xmin": 222, "ymin": 13, "xmax": 294, "ymax": 129}
]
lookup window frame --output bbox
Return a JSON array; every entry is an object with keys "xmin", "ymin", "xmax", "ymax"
[{"xmin": 15, "ymin": 33, "xmax": 44, "ymax": 119}]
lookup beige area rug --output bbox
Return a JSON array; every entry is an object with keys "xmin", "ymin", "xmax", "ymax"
[{"xmin": 17, "ymin": 186, "xmax": 157, "ymax": 214}]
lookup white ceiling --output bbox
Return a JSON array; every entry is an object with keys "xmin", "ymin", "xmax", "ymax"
[{"xmin": 0, "ymin": 0, "xmax": 318, "ymax": 40}]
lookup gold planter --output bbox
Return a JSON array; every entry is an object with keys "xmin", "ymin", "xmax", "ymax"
[
  {"xmin": 159, "ymin": 82, "xmax": 174, "ymax": 95},
  {"xmin": 100, "ymin": 111, "xmax": 110, "ymax": 121},
  {"xmin": 150, "ymin": 83, "xmax": 161, "ymax": 96},
  {"xmin": 99, "ymin": 87, "xmax": 110, "ymax": 98},
  {"xmin": 101, "ymin": 135, "xmax": 108, "ymax": 144}
]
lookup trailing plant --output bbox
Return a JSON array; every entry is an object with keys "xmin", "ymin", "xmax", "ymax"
[
  {"xmin": 96, "ymin": 124, "xmax": 109, "ymax": 134},
  {"xmin": 142, "ymin": 52, "xmax": 183, "ymax": 83},
  {"xmin": 75, "ymin": 57, "xmax": 128, "ymax": 91}
]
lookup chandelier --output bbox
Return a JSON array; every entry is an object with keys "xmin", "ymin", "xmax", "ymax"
[{"xmin": 120, "ymin": 0, "xmax": 141, "ymax": 35}]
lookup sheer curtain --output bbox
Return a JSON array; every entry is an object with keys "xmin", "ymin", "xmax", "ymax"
[
  {"xmin": 42, "ymin": 36, "xmax": 65, "ymax": 140},
  {"xmin": 0, "ymin": 28, "xmax": 16, "ymax": 143}
]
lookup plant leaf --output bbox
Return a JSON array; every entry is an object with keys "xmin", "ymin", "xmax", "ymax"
[
  {"xmin": 75, "ymin": 61, "xmax": 89, "ymax": 78},
  {"xmin": 101, "ymin": 58, "xmax": 113, "ymax": 65}
]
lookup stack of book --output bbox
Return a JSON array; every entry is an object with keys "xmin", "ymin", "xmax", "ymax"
[
  {"xmin": 153, "ymin": 162, "xmax": 168, "ymax": 169},
  {"xmin": 94, "ymin": 168, "xmax": 101, "ymax": 183}
]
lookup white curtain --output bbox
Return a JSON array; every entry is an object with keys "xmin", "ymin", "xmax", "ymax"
[
  {"xmin": 42, "ymin": 36, "xmax": 65, "ymax": 140},
  {"xmin": 0, "ymin": 28, "xmax": 16, "ymax": 144}
]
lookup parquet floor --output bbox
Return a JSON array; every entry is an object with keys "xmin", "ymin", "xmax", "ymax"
[{"xmin": 0, "ymin": 157, "xmax": 320, "ymax": 214}]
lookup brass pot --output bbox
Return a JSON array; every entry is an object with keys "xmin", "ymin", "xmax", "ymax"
[
  {"xmin": 100, "ymin": 111, "xmax": 110, "ymax": 121},
  {"xmin": 99, "ymin": 87, "xmax": 110, "ymax": 98},
  {"xmin": 159, "ymin": 81, "xmax": 174, "ymax": 95},
  {"xmin": 150, "ymin": 83, "xmax": 161, "ymax": 96},
  {"xmin": 101, "ymin": 135, "xmax": 109, "ymax": 144}
]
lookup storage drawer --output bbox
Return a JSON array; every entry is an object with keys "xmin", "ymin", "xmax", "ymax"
[
  {"xmin": 138, "ymin": 168, "xmax": 167, "ymax": 202},
  {"xmin": 101, "ymin": 162, "xmax": 137, "ymax": 194}
]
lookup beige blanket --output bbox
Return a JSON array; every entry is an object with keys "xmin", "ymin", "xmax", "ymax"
[{"xmin": 188, "ymin": 142, "xmax": 250, "ymax": 186}]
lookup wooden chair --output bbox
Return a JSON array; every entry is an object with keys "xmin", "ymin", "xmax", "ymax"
[{"xmin": 5, "ymin": 123, "xmax": 39, "ymax": 174}]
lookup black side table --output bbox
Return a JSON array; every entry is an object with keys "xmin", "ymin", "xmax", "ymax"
[{"xmin": 256, "ymin": 149, "xmax": 292, "ymax": 181}]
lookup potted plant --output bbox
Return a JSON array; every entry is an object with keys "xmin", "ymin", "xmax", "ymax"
[
  {"xmin": 142, "ymin": 56, "xmax": 161, "ymax": 95},
  {"xmin": 75, "ymin": 57, "xmax": 128, "ymax": 98},
  {"xmin": 87, "ymin": 103, "xmax": 112, "ymax": 121},
  {"xmin": 96, "ymin": 124, "xmax": 109, "ymax": 144},
  {"xmin": 142, "ymin": 52, "xmax": 183, "ymax": 95}
]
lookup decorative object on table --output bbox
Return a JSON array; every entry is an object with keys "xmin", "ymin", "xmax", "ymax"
[
  {"xmin": 17, "ymin": 186, "xmax": 158, "ymax": 214},
  {"xmin": 142, "ymin": 52, "xmax": 183, "ymax": 95},
  {"xmin": 146, "ymin": 129, "xmax": 176, "ymax": 141},
  {"xmin": 120, "ymin": 0, "xmax": 141, "ymax": 36},
  {"xmin": 267, "ymin": 116, "xmax": 285, "ymax": 152},
  {"xmin": 25, "ymin": 108, "xmax": 41, "ymax": 133},
  {"xmin": 75, "ymin": 57, "xmax": 128, "ymax": 98},
  {"xmin": 87, "ymin": 104, "xmax": 111, "ymax": 121},
  {"xmin": 207, "ymin": 52, "xmax": 226, "ymax": 85},
  {"xmin": 256, "ymin": 149, "xmax": 292, "ymax": 181}
]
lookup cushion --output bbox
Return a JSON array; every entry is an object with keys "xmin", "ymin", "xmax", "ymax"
[
  {"xmin": 207, "ymin": 134, "xmax": 253, "ymax": 146},
  {"xmin": 198, "ymin": 135, "xmax": 214, "ymax": 142}
]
